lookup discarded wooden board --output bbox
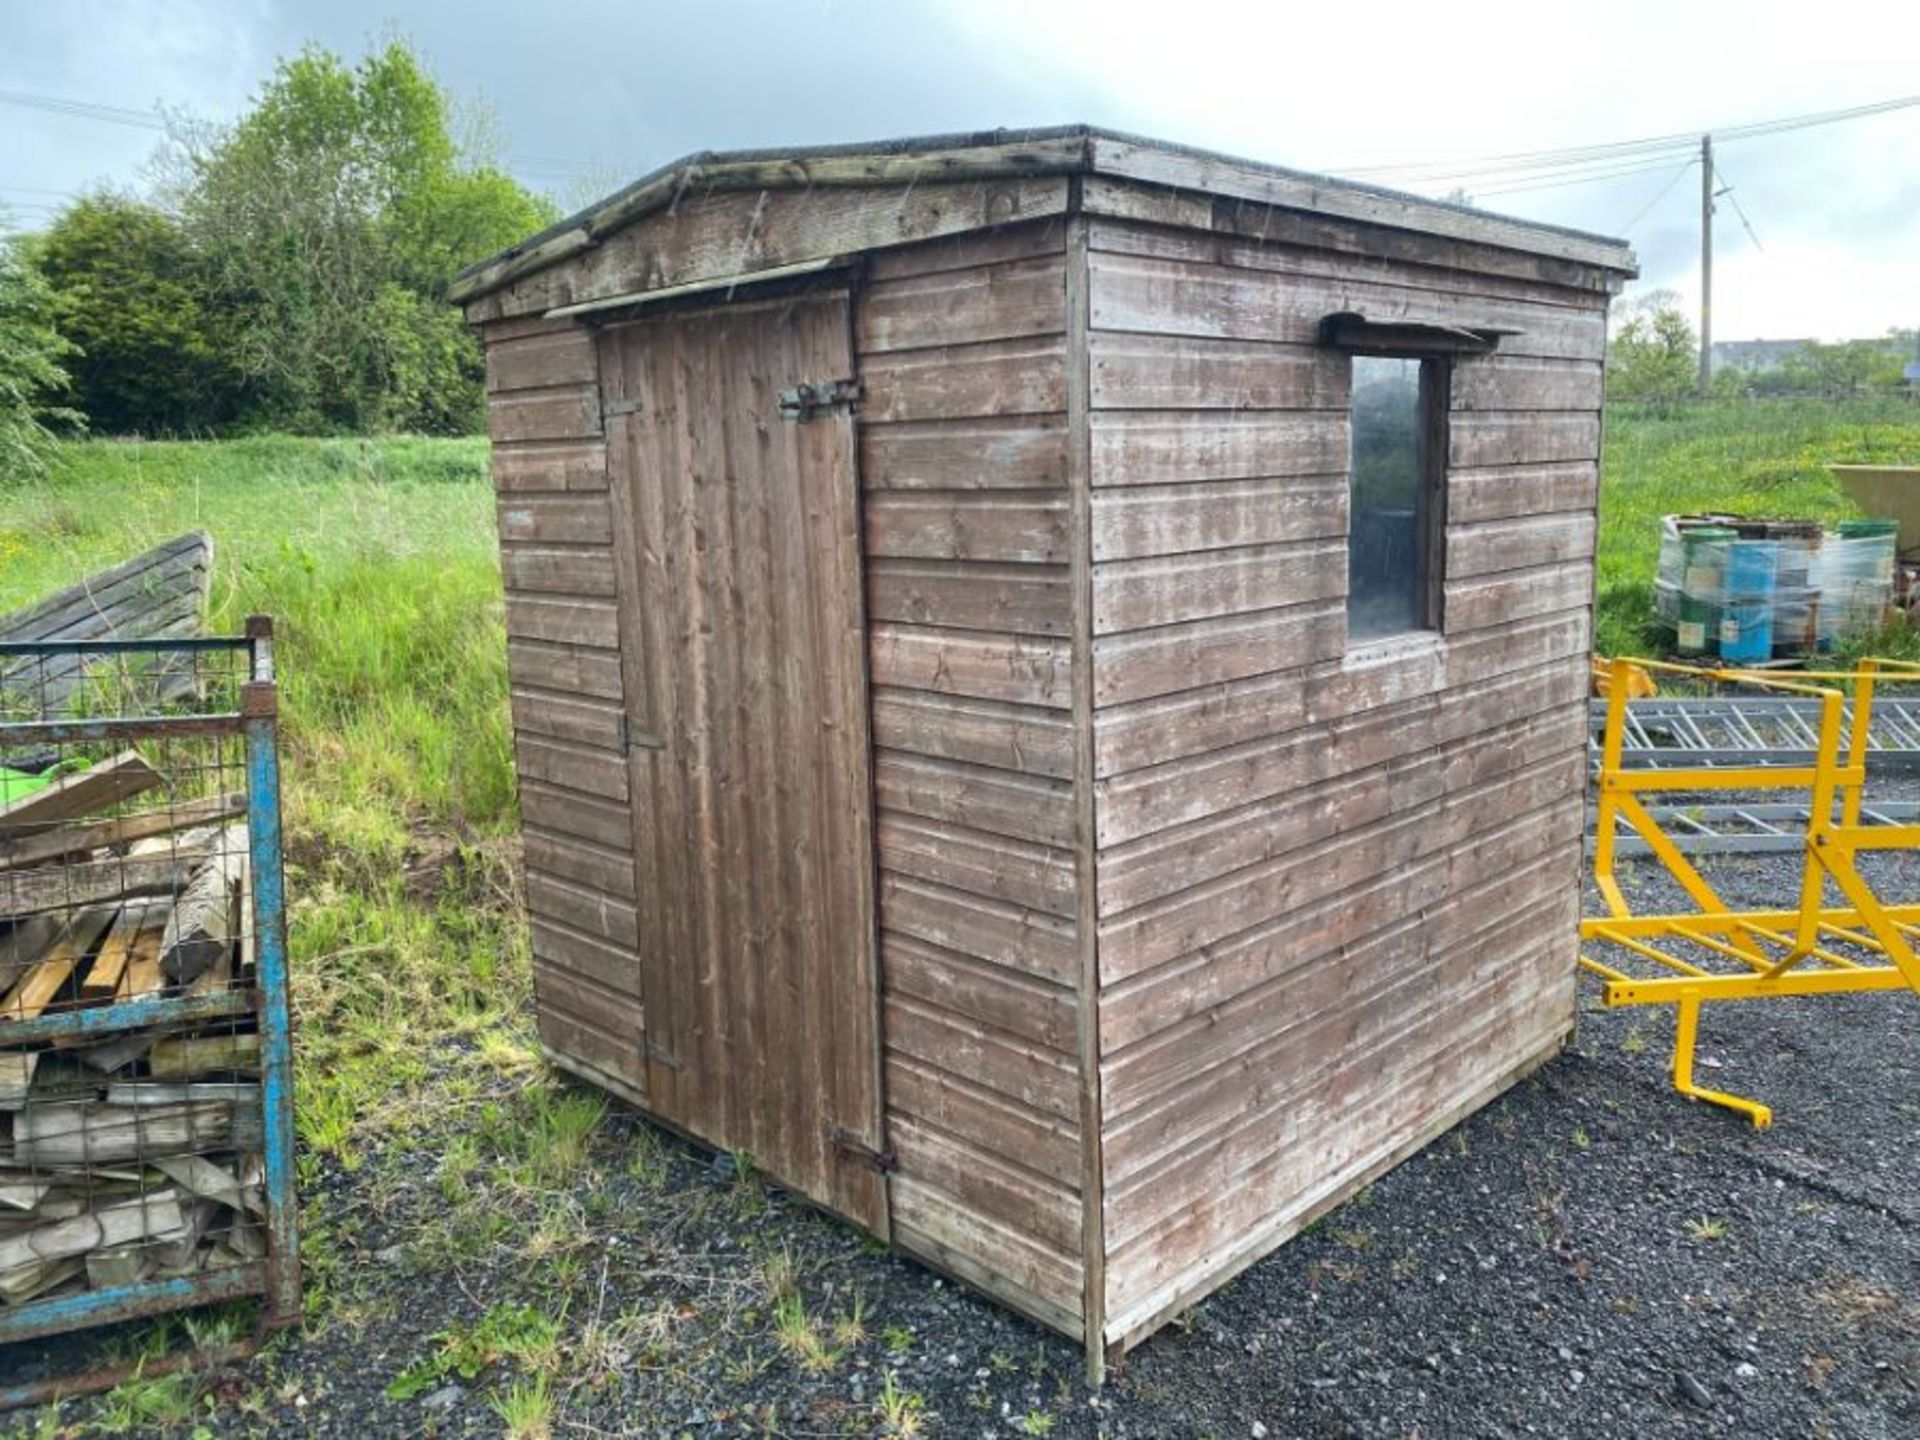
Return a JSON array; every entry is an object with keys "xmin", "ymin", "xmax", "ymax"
[
  {"xmin": 0, "ymin": 751, "xmax": 162, "ymax": 837},
  {"xmin": 0, "ymin": 531, "xmax": 214, "ymax": 716}
]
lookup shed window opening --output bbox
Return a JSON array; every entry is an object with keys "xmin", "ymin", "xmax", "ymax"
[{"xmin": 1347, "ymin": 355, "xmax": 1444, "ymax": 641}]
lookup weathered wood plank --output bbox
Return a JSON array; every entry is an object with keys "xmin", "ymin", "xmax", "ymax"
[
  {"xmin": 887, "ymin": 1112, "xmax": 1080, "ymax": 1252},
  {"xmin": 877, "ymin": 811, "xmax": 1077, "ymax": 919},
  {"xmin": 868, "ymin": 623, "xmax": 1072, "ymax": 708},
  {"xmin": 506, "ymin": 638, "xmax": 625, "ymax": 699},
  {"xmin": 1090, "ymin": 410, "xmax": 1346, "ymax": 488},
  {"xmin": 1091, "ymin": 603, "xmax": 1345, "ymax": 707},
  {"xmin": 502, "ymin": 594, "xmax": 620, "ymax": 649},
  {"xmin": 491, "ymin": 440, "xmax": 608, "ymax": 494},
  {"xmin": 486, "ymin": 385, "xmax": 602, "ymax": 443},
  {"xmin": 881, "ymin": 1001, "xmax": 1080, "ymax": 1128},
  {"xmin": 514, "ymin": 734, "xmax": 628, "ymax": 801},
  {"xmin": 1090, "ymin": 475, "xmax": 1345, "ymax": 561},
  {"xmin": 869, "ymin": 687, "xmax": 1075, "ymax": 781},
  {"xmin": 885, "ymin": 1054, "xmax": 1080, "ymax": 1187},
  {"xmin": 860, "ymin": 417, "xmax": 1068, "ymax": 491},
  {"xmin": 866, "ymin": 559, "xmax": 1071, "ymax": 637},
  {"xmin": 495, "ymin": 495, "xmax": 613, "ymax": 545},
  {"xmin": 1446, "ymin": 514, "xmax": 1596, "ymax": 579},
  {"xmin": 1090, "ymin": 332, "xmax": 1344, "ymax": 410},
  {"xmin": 864, "ymin": 492, "xmax": 1071, "ymax": 564},
  {"xmin": 879, "ymin": 873, "xmax": 1078, "ymax": 987},
  {"xmin": 1445, "ymin": 560, "xmax": 1595, "ymax": 633},
  {"xmin": 0, "ymin": 751, "xmax": 161, "ymax": 835},
  {"xmin": 1449, "ymin": 412, "xmax": 1602, "ymax": 468},
  {"xmin": 1446, "ymin": 462, "xmax": 1597, "ymax": 525},
  {"xmin": 891, "ymin": 1181, "xmax": 1084, "ymax": 1329},
  {"xmin": 1092, "ymin": 540, "xmax": 1345, "ymax": 634},
  {"xmin": 519, "ymin": 779, "xmax": 634, "ymax": 852},
  {"xmin": 487, "ymin": 328, "xmax": 598, "ymax": 392},
  {"xmin": 1452, "ymin": 357, "xmax": 1604, "ymax": 412},
  {"xmin": 510, "ymin": 688, "xmax": 625, "ymax": 752},
  {"xmin": 864, "ymin": 220, "xmax": 1068, "ymax": 282},
  {"xmin": 857, "ymin": 254, "xmax": 1066, "ymax": 352},
  {"xmin": 861, "ymin": 338, "xmax": 1067, "ymax": 423},
  {"xmin": 875, "ymin": 750, "xmax": 1076, "ymax": 848},
  {"xmin": 881, "ymin": 932, "xmax": 1076, "ymax": 1052}
]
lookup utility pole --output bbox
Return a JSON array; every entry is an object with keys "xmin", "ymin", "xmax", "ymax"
[{"xmin": 1698, "ymin": 133, "xmax": 1714, "ymax": 398}]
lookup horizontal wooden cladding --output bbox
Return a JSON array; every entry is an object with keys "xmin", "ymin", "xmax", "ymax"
[
  {"xmin": 534, "ymin": 983, "xmax": 644, "ymax": 1096},
  {"xmin": 526, "ymin": 870, "xmax": 639, "ymax": 950},
  {"xmin": 488, "ymin": 384, "xmax": 603, "ymax": 443},
  {"xmin": 519, "ymin": 778, "xmax": 634, "ymax": 853},
  {"xmin": 869, "ymin": 623, "xmax": 1071, "ymax": 708},
  {"xmin": 1102, "ymin": 950, "xmax": 1573, "ymax": 1330},
  {"xmin": 1102, "ymin": 847, "xmax": 1575, "ymax": 1117},
  {"xmin": 503, "ymin": 593, "xmax": 619, "ymax": 649},
  {"xmin": 469, "ymin": 176, "xmax": 1073, "ymax": 323},
  {"xmin": 875, "ymin": 750, "xmax": 1075, "ymax": 849},
  {"xmin": 492, "ymin": 440, "xmax": 608, "ymax": 494},
  {"xmin": 1089, "ymin": 333, "xmax": 1344, "ymax": 411},
  {"xmin": 1446, "ymin": 462, "xmax": 1596, "ymax": 525},
  {"xmin": 515, "ymin": 733, "xmax": 629, "ymax": 802},
  {"xmin": 510, "ymin": 686, "xmax": 623, "ymax": 751},
  {"xmin": 1090, "ymin": 411, "xmax": 1345, "ymax": 488},
  {"xmin": 860, "ymin": 417, "xmax": 1068, "ymax": 491},
  {"xmin": 1092, "ymin": 475, "xmax": 1345, "ymax": 561},
  {"xmin": 1097, "ymin": 650, "xmax": 1589, "ymax": 847},
  {"xmin": 891, "ymin": 1180, "xmax": 1083, "ymax": 1336},
  {"xmin": 1449, "ymin": 412, "xmax": 1602, "ymax": 469},
  {"xmin": 878, "ymin": 811, "xmax": 1076, "ymax": 920},
  {"xmin": 866, "ymin": 558, "xmax": 1069, "ymax": 637},
  {"xmin": 863, "ymin": 219, "xmax": 1067, "ymax": 283},
  {"xmin": 1094, "ymin": 608, "xmax": 1589, "ymax": 777},
  {"xmin": 1100, "ymin": 799, "xmax": 1582, "ymax": 1052},
  {"xmin": 487, "ymin": 327, "xmax": 598, "ymax": 391},
  {"xmin": 857, "ymin": 253, "xmax": 1066, "ymax": 352},
  {"xmin": 1105, "ymin": 903, "xmax": 1575, "ymax": 1200},
  {"xmin": 861, "ymin": 336, "xmax": 1067, "ymax": 423},
  {"xmin": 890, "ymin": 1114, "xmax": 1079, "ymax": 1255},
  {"xmin": 1093, "ymin": 539, "xmax": 1344, "ymax": 634},
  {"xmin": 869, "ymin": 686, "xmax": 1074, "ymax": 780},
  {"xmin": 500, "ymin": 544, "xmax": 617, "ymax": 597},
  {"xmin": 531, "ymin": 917, "xmax": 640, "ymax": 997},
  {"xmin": 886, "ymin": 1055, "xmax": 1079, "ymax": 1188},
  {"xmin": 1447, "ymin": 513, "xmax": 1596, "ymax": 580},
  {"xmin": 506, "ymin": 638, "xmax": 623, "ymax": 700},
  {"xmin": 525, "ymin": 825, "xmax": 636, "ymax": 902},
  {"xmin": 1087, "ymin": 245, "xmax": 1608, "ymax": 363},
  {"xmin": 865, "ymin": 491, "xmax": 1070, "ymax": 563},
  {"xmin": 879, "ymin": 872, "xmax": 1078, "ymax": 988},
  {"xmin": 1098, "ymin": 705, "xmax": 1586, "ymax": 917},
  {"xmin": 1452, "ymin": 357, "xmax": 1603, "ymax": 412},
  {"xmin": 1446, "ymin": 560, "xmax": 1595, "ymax": 634},
  {"xmin": 1092, "ymin": 602, "xmax": 1344, "ymax": 708},
  {"xmin": 497, "ymin": 494, "xmax": 612, "ymax": 545},
  {"xmin": 882, "ymin": 932, "xmax": 1077, "ymax": 1053},
  {"xmin": 1097, "ymin": 748, "xmax": 1585, "ymax": 982},
  {"xmin": 885, "ymin": 995, "xmax": 1078, "ymax": 1126}
]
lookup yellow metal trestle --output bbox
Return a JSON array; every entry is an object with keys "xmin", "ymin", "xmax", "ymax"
[{"xmin": 1583, "ymin": 656, "xmax": 1920, "ymax": 1126}]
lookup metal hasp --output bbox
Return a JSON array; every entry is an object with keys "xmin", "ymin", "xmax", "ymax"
[
  {"xmin": 0, "ymin": 618, "xmax": 300, "ymax": 1409},
  {"xmin": 1581, "ymin": 655, "xmax": 1920, "ymax": 1127},
  {"xmin": 776, "ymin": 378, "xmax": 860, "ymax": 421}
]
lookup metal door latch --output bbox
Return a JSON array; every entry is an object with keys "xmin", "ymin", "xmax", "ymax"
[
  {"xmin": 826, "ymin": 1124, "xmax": 896, "ymax": 1172},
  {"xmin": 620, "ymin": 715, "xmax": 666, "ymax": 752},
  {"xmin": 778, "ymin": 378, "xmax": 861, "ymax": 421}
]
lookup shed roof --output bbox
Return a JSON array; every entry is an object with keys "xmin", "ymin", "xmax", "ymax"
[{"xmin": 448, "ymin": 124, "xmax": 1638, "ymax": 306}]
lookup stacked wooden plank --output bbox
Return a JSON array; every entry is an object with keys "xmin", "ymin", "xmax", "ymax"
[
  {"xmin": 0, "ymin": 746, "xmax": 260, "ymax": 1307},
  {"xmin": 0, "ymin": 532, "xmax": 214, "ymax": 717}
]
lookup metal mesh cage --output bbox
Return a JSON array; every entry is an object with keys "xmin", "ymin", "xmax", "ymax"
[{"xmin": 0, "ymin": 628, "xmax": 297, "ymax": 1394}]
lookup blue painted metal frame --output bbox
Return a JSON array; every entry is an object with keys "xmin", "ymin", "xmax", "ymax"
[{"xmin": 0, "ymin": 620, "xmax": 300, "ymax": 1400}]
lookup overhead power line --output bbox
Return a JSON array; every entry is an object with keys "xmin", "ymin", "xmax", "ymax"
[
  {"xmin": 1616, "ymin": 159, "xmax": 1698, "ymax": 233},
  {"xmin": 1332, "ymin": 92, "xmax": 1920, "ymax": 189}
]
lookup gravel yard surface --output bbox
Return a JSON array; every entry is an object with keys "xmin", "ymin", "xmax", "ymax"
[{"xmin": 10, "ymin": 845, "xmax": 1917, "ymax": 1439}]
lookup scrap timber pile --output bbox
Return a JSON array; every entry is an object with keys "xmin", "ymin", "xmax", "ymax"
[{"xmin": 1, "ymin": 684, "xmax": 268, "ymax": 1310}]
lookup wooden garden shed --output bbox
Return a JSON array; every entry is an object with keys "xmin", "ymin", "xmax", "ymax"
[{"xmin": 451, "ymin": 126, "xmax": 1637, "ymax": 1374}]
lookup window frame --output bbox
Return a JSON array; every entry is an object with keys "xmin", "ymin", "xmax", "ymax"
[{"xmin": 1341, "ymin": 352, "xmax": 1452, "ymax": 642}]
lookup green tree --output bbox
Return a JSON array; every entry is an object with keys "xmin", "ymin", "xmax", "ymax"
[
  {"xmin": 170, "ymin": 39, "xmax": 554, "ymax": 433},
  {"xmin": 38, "ymin": 194, "xmax": 234, "ymax": 435},
  {"xmin": 1777, "ymin": 337, "xmax": 1907, "ymax": 397},
  {"xmin": 1607, "ymin": 289, "xmax": 1698, "ymax": 404},
  {"xmin": 0, "ymin": 230, "xmax": 82, "ymax": 481}
]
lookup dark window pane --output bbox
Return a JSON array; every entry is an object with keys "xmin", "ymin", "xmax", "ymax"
[{"xmin": 1348, "ymin": 356, "xmax": 1431, "ymax": 639}]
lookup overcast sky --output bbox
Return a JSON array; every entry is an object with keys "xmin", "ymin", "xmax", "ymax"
[{"xmin": 6, "ymin": 0, "xmax": 1918, "ymax": 341}]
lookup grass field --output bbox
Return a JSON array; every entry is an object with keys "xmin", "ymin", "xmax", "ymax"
[{"xmin": 0, "ymin": 401, "xmax": 1916, "ymax": 1429}]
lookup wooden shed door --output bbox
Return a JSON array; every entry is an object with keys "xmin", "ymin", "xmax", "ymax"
[{"xmin": 598, "ymin": 293, "xmax": 886, "ymax": 1233}]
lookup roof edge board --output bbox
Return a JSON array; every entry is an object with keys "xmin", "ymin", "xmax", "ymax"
[{"xmin": 450, "ymin": 124, "xmax": 1637, "ymax": 308}]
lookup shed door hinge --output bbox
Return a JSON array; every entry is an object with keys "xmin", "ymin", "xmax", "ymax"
[
  {"xmin": 603, "ymin": 396, "xmax": 641, "ymax": 420},
  {"xmin": 778, "ymin": 378, "xmax": 861, "ymax": 422},
  {"xmin": 621, "ymin": 715, "xmax": 666, "ymax": 752},
  {"xmin": 826, "ymin": 1125, "xmax": 896, "ymax": 1173}
]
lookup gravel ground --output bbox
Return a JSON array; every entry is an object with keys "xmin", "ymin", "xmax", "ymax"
[{"xmin": 10, "ymin": 841, "xmax": 1918, "ymax": 1439}]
